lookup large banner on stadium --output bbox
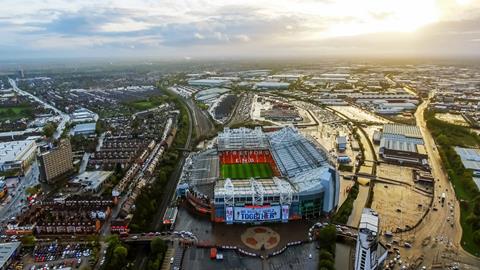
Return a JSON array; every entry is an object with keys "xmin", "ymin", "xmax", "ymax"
[
  {"xmin": 234, "ymin": 206, "xmax": 281, "ymax": 221},
  {"xmin": 281, "ymin": 205, "xmax": 289, "ymax": 222},
  {"xmin": 225, "ymin": 207, "xmax": 234, "ymax": 224}
]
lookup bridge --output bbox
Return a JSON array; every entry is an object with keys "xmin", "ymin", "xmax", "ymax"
[
  {"xmin": 120, "ymin": 231, "xmax": 197, "ymax": 245},
  {"xmin": 308, "ymin": 222, "xmax": 359, "ymax": 241}
]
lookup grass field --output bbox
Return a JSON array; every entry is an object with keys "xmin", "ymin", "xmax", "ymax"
[
  {"xmin": 220, "ymin": 163, "xmax": 273, "ymax": 179},
  {"xmin": 125, "ymin": 96, "xmax": 165, "ymax": 111},
  {"xmin": 0, "ymin": 106, "xmax": 33, "ymax": 121}
]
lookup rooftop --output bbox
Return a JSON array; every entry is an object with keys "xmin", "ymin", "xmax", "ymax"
[
  {"xmin": 72, "ymin": 122, "xmax": 96, "ymax": 133},
  {"xmin": 0, "ymin": 242, "xmax": 21, "ymax": 268},
  {"xmin": 70, "ymin": 170, "xmax": 113, "ymax": 192},
  {"xmin": 269, "ymin": 127, "xmax": 328, "ymax": 178},
  {"xmin": 454, "ymin": 147, "xmax": 480, "ymax": 171},
  {"xmin": 383, "ymin": 124, "xmax": 422, "ymax": 139},
  {"xmin": 217, "ymin": 127, "xmax": 270, "ymax": 151},
  {"xmin": 214, "ymin": 177, "xmax": 294, "ymax": 197},
  {"xmin": 0, "ymin": 140, "xmax": 36, "ymax": 164},
  {"xmin": 359, "ymin": 208, "xmax": 379, "ymax": 234}
]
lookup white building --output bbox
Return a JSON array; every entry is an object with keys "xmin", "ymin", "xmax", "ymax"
[
  {"xmin": 70, "ymin": 108, "xmax": 98, "ymax": 123},
  {"xmin": 254, "ymin": 81, "xmax": 290, "ymax": 90},
  {"xmin": 354, "ymin": 208, "xmax": 388, "ymax": 270},
  {"xmin": 70, "ymin": 122, "xmax": 96, "ymax": 136},
  {"xmin": 0, "ymin": 140, "xmax": 37, "ymax": 173},
  {"xmin": 188, "ymin": 79, "xmax": 230, "ymax": 87}
]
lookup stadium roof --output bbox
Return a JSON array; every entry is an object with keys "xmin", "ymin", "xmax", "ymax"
[
  {"xmin": 269, "ymin": 127, "xmax": 328, "ymax": 177},
  {"xmin": 217, "ymin": 127, "xmax": 270, "ymax": 151},
  {"xmin": 214, "ymin": 177, "xmax": 293, "ymax": 197},
  {"xmin": 290, "ymin": 166, "xmax": 331, "ymax": 193}
]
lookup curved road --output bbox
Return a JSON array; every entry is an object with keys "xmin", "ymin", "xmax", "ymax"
[
  {"xmin": 8, "ymin": 78, "xmax": 70, "ymax": 139},
  {"xmin": 399, "ymin": 97, "xmax": 480, "ymax": 266}
]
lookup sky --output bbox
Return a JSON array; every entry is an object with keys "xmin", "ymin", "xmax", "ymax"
[{"xmin": 0, "ymin": 0, "xmax": 479, "ymax": 60}]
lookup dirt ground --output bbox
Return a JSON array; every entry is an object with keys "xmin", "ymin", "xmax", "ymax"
[
  {"xmin": 372, "ymin": 183, "xmax": 431, "ymax": 233},
  {"xmin": 376, "ymin": 163, "xmax": 414, "ymax": 184}
]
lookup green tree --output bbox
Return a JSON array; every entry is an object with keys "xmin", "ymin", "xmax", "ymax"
[
  {"xmin": 21, "ymin": 235, "xmax": 36, "ymax": 246},
  {"xmin": 43, "ymin": 122, "xmax": 56, "ymax": 138},
  {"xmin": 319, "ymin": 259, "xmax": 335, "ymax": 270},
  {"xmin": 473, "ymin": 230, "xmax": 480, "ymax": 245},
  {"xmin": 111, "ymin": 246, "xmax": 128, "ymax": 268},
  {"xmin": 319, "ymin": 250, "xmax": 334, "ymax": 261},
  {"xmin": 150, "ymin": 237, "xmax": 167, "ymax": 255},
  {"xmin": 317, "ymin": 225, "xmax": 337, "ymax": 253}
]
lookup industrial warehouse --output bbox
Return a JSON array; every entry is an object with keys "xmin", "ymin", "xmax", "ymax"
[{"xmin": 178, "ymin": 126, "xmax": 340, "ymax": 224}]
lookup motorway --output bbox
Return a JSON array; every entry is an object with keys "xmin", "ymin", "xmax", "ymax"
[{"xmin": 8, "ymin": 78, "xmax": 70, "ymax": 140}]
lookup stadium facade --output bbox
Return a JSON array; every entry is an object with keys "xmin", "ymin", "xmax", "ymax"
[{"xmin": 180, "ymin": 126, "xmax": 339, "ymax": 224}]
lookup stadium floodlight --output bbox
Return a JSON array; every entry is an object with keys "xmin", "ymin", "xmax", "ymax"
[
  {"xmin": 250, "ymin": 178, "xmax": 264, "ymax": 206},
  {"xmin": 224, "ymin": 178, "xmax": 235, "ymax": 206},
  {"xmin": 273, "ymin": 177, "xmax": 293, "ymax": 205}
]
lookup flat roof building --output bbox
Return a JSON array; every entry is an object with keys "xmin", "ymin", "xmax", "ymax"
[
  {"xmin": 188, "ymin": 79, "xmax": 230, "ymax": 87},
  {"xmin": 0, "ymin": 242, "xmax": 21, "ymax": 270},
  {"xmin": 70, "ymin": 170, "xmax": 113, "ymax": 193},
  {"xmin": 0, "ymin": 140, "xmax": 37, "ymax": 173},
  {"xmin": 454, "ymin": 147, "xmax": 480, "ymax": 190},
  {"xmin": 70, "ymin": 108, "xmax": 98, "ymax": 123},
  {"xmin": 379, "ymin": 124, "xmax": 427, "ymax": 166},
  {"xmin": 71, "ymin": 122, "xmax": 96, "ymax": 136},
  {"xmin": 255, "ymin": 81, "xmax": 290, "ymax": 90}
]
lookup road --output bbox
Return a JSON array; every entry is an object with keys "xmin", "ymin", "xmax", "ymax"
[
  {"xmin": 0, "ymin": 162, "xmax": 39, "ymax": 224},
  {"xmin": 398, "ymin": 96, "xmax": 480, "ymax": 266},
  {"xmin": 8, "ymin": 78, "xmax": 70, "ymax": 140},
  {"xmin": 326, "ymin": 106, "xmax": 377, "ymax": 227}
]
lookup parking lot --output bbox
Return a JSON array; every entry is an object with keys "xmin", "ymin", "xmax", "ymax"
[
  {"xmin": 23, "ymin": 242, "xmax": 96, "ymax": 270},
  {"xmin": 181, "ymin": 241, "xmax": 353, "ymax": 270}
]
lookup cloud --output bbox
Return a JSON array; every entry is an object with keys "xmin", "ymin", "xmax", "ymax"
[
  {"xmin": 0, "ymin": 0, "xmax": 479, "ymax": 59},
  {"xmin": 194, "ymin": 33, "xmax": 205, "ymax": 40}
]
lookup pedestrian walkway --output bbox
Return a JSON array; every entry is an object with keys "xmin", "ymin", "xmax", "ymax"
[{"xmin": 161, "ymin": 245, "xmax": 175, "ymax": 270}]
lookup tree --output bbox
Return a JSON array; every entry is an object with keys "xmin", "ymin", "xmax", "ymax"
[
  {"xmin": 150, "ymin": 237, "xmax": 167, "ymax": 255},
  {"xmin": 21, "ymin": 235, "xmax": 36, "ymax": 246},
  {"xmin": 319, "ymin": 259, "xmax": 335, "ymax": 270},
  {"xmin": 43, "ymin": 122, "xmax": 56, "ymax": 138},
  {"xmin": 319, "ymin": 250, "xmax": 334, "ymax": 261},
  {"xmin": 473, "ymin": 230, "xmax": 480, "ymax": 245},
  {"xmin": 111, "ymin": 246, "xmax": 128, "ymax": 268},
  {"xmin": 317, "ymin": 225, "xmax": 337, "ymax": 253}
]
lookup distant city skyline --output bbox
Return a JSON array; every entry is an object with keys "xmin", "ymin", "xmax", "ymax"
[{"xmin": 1, "ymin": 0, "xmax": 479, "ymax": 60}]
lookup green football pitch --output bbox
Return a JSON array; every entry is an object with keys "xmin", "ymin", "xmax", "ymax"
[{"xmin": 220, "ymin": 163, "xmax": 274, "ymax": 179}]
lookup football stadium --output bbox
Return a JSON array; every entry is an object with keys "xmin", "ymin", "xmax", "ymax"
[{"xmin": 178, "ymin": 126, "xmax": 339, "ymax": 224}]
